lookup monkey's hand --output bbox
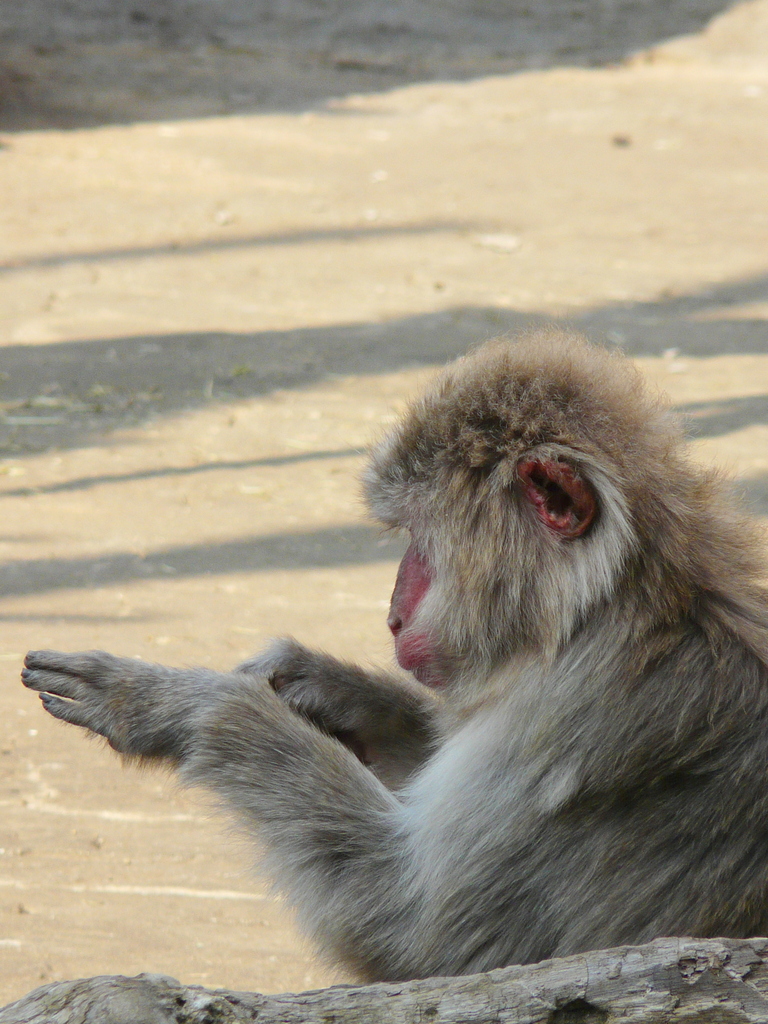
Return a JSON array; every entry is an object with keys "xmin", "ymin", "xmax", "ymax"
[
  {"xmin": 239, "ymin": 638, "xmax": 439, "ymax": 787},
  {"xmin": 21, "ymin": 649, "xmax": 229, "ymax": 762}
]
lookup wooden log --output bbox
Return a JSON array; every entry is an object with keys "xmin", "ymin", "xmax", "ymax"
[{"xmin": 2, "ymin": 936, "xmax": 768, "ymax": 1024}]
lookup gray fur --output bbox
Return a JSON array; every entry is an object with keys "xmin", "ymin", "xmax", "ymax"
[{"xmin": 22, "ymin": 331, "xmax": 768, "ymax": 982}]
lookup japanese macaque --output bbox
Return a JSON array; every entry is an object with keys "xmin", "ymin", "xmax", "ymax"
[{"xmin": 22, "ymin": 332, "xmax": 768, "ymax": 982}]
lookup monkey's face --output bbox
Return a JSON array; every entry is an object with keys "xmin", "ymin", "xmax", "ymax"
[
  {"xmin": 379, "ymin": 454, "xmax": 609, "ymax": 694},
  {"xmin": 386, "ymin": 542, "xmax": 445, "ymax": 687},
  {"xmin": 362, "ymin": 334, "xmax": 679, "ymax": 695}
]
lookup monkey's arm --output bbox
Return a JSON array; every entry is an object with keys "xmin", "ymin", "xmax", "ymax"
[
  {"xmin": 240, "ymin": 638, "xmax": 440, "ymax": 788},
  {"xmin": 21, "ymin": 648, "xmax": 421, "ymax": 980}
]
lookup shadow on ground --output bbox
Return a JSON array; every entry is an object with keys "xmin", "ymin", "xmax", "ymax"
[
  {"xmin": 0, "ymin": 524, "xmax": 404, "ymax": 599},
  {"xmin": 0, "ymin": 0, "xmax": 741, "ymax": 129},
  {"xmin": 0, "ymin": 222, "xmax": 470, "ymax": 275},
  {"xmin": 1, "ymin": 267, "xmax": 766, "ymax": 457}
]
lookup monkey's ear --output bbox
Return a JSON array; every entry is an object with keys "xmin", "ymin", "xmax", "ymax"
[{"xmin": 517, "ymin": 459, "xmax": 596, "ymax": 538}]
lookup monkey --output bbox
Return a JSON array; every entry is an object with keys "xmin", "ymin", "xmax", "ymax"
[{"xmin": 21, "ymin": 330, "xmax": 768, "ymax": 983}]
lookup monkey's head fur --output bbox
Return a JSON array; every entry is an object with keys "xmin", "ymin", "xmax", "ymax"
[{"xmin": 365, "ymin": 331, "xmax": 768, "ymax": 690}]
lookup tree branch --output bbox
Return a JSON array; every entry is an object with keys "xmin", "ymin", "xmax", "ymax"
[{"xmin": 2, "ymin": 937, "xmax": 768, "ymax": 1023}]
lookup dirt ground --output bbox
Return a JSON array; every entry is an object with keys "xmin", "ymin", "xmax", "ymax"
[{"xmin": 0, "ymin": 0, "xmax": 767, "ymax": 1008}]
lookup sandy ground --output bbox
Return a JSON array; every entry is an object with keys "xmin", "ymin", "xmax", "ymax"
[{"xmin": 0, "ymin": 0, "xmax": 767, "ymax": 1007}]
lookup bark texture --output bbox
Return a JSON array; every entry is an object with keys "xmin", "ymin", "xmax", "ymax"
[{"xmin": 2, "ymin": 937, "xmax": 768, "ymax": 1024}]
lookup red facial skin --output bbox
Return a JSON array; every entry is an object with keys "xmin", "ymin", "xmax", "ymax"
[{"xmin": 387, "ymin": 544, "xmax": 442, "ymax": 688}]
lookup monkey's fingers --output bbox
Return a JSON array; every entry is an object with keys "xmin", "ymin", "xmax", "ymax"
[
  {"xmin": 23, "ymin": 649, "xmax": 115, "ymax": 685},
  {"xmin": 21, "ymin": 664, "xmax": 93, "ymax": 702},
  {"xmin": 38, "ymin": 691, "xmax": 107, "ymax": 735},
  {"xmin": 240, "ymin": 637, "xmax": 310, "ymax": 692}
]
